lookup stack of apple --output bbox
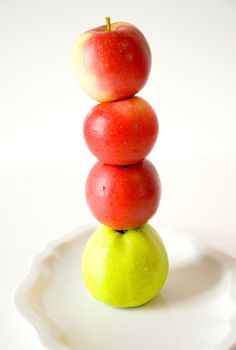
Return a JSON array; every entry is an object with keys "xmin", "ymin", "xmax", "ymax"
[{"xmin": 73, "ymin": 18, "xmax": 168, "ymax": 308}]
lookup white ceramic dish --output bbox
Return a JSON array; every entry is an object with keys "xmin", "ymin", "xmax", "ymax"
[{"xmin": 15, "ymin": 225, "xmax": 236, "ymax": 350}]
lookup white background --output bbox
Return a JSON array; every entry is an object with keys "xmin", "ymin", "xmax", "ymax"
[{"xmin": 0, "ymin": 0, "xmax": 236, "ymax": 348}]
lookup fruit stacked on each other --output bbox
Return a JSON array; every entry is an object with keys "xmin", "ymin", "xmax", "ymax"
[{"xmin": 73, "ymin": 17, "xmax": 168, "ymax": 308}]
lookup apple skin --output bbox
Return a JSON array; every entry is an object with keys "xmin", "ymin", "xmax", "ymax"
[
  {"xmin": 82, "ymin": 224, "xmax": 169, "ymax": 308},
  {"xmin": 73, "ymin": 21, "xmax": 151, "ymax": 102},
  {"xmin": 86, "ymin": 160, "xmax": 161, "ymax": 230},
  {"xmin": 83, "ymin": 96, "xmax": 158, "ymax": 165}
]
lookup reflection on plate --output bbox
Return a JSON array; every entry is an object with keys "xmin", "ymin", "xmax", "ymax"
[{"xmin": 15, "ymin": 225, "xmax": 236, "ymax": 350}]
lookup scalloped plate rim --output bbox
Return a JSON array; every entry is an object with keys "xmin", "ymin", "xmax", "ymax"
[
  {"xmin": 14, "ymin": 223, "xmax": 96, "ymax": 350},
  {"xmin": 14, "ymin": 224, "xmax": 236, "ymax": 350}
]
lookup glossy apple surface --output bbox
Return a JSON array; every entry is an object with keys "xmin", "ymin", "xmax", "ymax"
[
  {"xmin": 82, "ymin": 224, "xmax": 169, "ymax": 308},
  {"xmin": 73, "ymin": 21, "xmax": 151, "ymax": 102},
  {"xmin": 84, "ymin": 96, "xmax": 158, "ymax": 165},
  {"xmin": 86, "ymin": 160, "xmax": 161, "ymax": 230}
]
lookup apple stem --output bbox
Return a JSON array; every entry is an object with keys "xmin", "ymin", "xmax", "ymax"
[{"xmin": 105, "ymin": 16, "xmax": 111, "ymax": 31}]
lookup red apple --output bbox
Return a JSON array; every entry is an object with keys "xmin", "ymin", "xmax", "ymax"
[
  {"xmin": 83, "ymin": 96, "xmax": 158, "ymax": 165},
  {"xmin": 86, "ymin": 160, "xmax": 161, "ymax": 230},
  {"xmin": 73, "ymin": 18, "xmax": 151, "ymax": 102}
]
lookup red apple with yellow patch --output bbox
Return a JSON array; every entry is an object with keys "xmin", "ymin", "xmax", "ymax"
[{"xmin": 73, "ymin": 18, "xmax": 151, "ymax": 102}]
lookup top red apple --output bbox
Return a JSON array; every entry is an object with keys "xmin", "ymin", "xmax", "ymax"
[{"xmin": 73, "ymin": 18, "xmax": 151, "ymax": 102}]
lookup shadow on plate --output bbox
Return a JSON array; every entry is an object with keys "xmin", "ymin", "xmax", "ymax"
[{"xmin": 145, "ymin": 254, "xmax": 224, "ymax": 309}]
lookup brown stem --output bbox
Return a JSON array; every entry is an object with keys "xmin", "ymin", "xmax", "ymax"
[{"xmin": 105, "ymin": 16, "xmax": 111, "ymax": 31}]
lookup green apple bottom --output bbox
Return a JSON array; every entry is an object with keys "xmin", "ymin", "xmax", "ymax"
[
  {"xmin": 74, "ymin": 17, "xmax": 169, "ymax": 308},
  {"xmin": 83, "ymin": 225, "xmax": 168, "ymax": 308}
]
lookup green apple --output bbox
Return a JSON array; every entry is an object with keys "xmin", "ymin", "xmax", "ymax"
[{"xmin": 82, "ymin": 224, "xmax": 169, "ymax": 308}]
